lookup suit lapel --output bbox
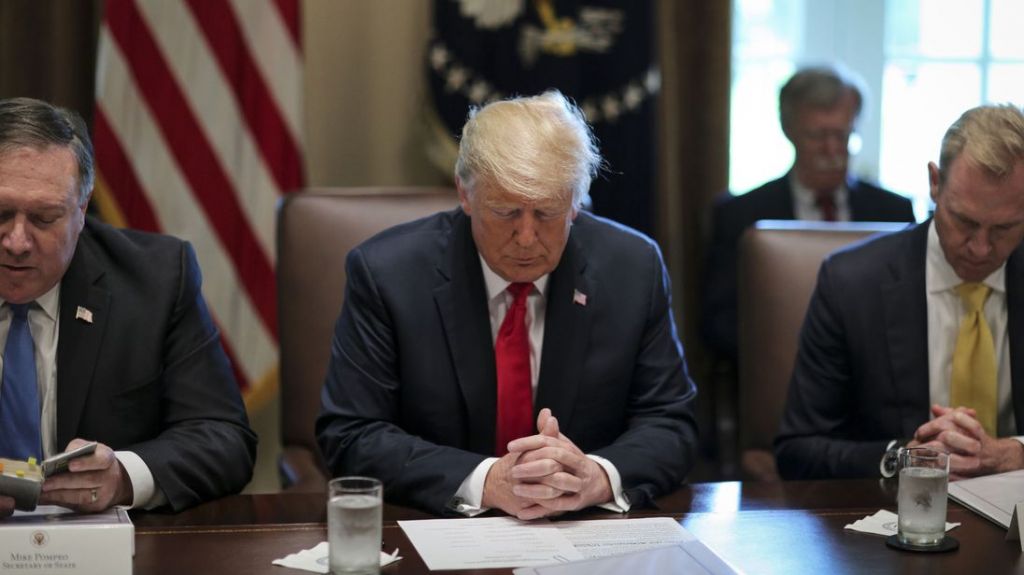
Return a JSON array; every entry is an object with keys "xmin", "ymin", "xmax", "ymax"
[
  {"xmin": 880, "ymin": 223, "xmax": 931, "ymax": 437},
  {"xmin": 1005, "ymin": 247, "xmax": 1024, "ymax": 433},
  {"xmin": 433, "ymin": 211, "xmax": 497, "ymax": 454},
  {"xmin": 847, "ymin": 178, "xmax": 869, "ymax": 219},
  {"xmin": 769, "ymin": 176, "xmax": 797, "ymax": 219},
  {"xmin": 535, "ymin": 223, "xmax": 592, "ymax": 432},
  {"xmin": 55, "ymin": 236, "xmax": 110, "ymax": 448}
]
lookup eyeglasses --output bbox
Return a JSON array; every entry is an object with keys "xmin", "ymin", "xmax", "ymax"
[{"xmin": 799, "ymin": 129, "xmax": 854, "ymax": 143}]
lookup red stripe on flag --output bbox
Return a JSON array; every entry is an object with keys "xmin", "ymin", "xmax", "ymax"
[
  {"xmin": 93, "ymin": 107, "xmax": 162, "ymax": 233},
  {"xmin": 104, "ymin": 0, "xmax": 279, "ymax": 340},
  {"xmin": 273, "ymin": 0, "xmax": 302, "ymax": 53},
  {"xmin": 186, "ymin": 0, "xmax": 304, "ymax": 193}
]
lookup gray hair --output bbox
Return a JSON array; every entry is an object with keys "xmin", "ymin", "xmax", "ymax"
[
  {"xmin": 454, "ymin": 90, "xmax": 601, "ymax": 208},
  {"xmin": 937, "ymin": 103, "xmax": 1024, "ymax": 185},
  {"xmin": 779, "ymin": 65, "xmax": 865, "ymax": 139},
  {"xmin": 0, "ymin": 97, "xmax": 95, "ymax": 206}
]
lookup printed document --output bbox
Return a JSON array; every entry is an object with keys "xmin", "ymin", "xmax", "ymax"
[{"xmin": 398, "ymin": 516, "xmax": 735, "ymax": 572}]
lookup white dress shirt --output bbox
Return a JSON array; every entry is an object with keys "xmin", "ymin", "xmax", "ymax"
[
  {"xmin": 0, "ymin": 284, "xmax": 163, "ymax": 508},
  {"xmin": 790, "ymin": 174, "xmax": 852, "ymax": 222},
  {"xmin": 925, "ymin": 221, "xmax": 1018, "ymax": 437},
  {"xmin": 451, "ymin": 257, "xmax": 630, "ymax": 515}
]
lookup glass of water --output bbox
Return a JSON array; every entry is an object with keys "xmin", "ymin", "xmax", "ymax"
[
  {"xmin": 896, "ymin": 447, "xmax": 949, "ymax": 547},
  {"xmin": 328, "ymin": 476, "xmax": 383, "ymax": 575}
]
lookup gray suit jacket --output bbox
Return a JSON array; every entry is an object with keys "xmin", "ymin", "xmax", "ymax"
[
  {"xmin": 775, "ymin": 221, "xmax": 1024, "ymax": 478},
  {"xmin": 316, "ymin": 209, "xmax": 698, "ymax": 515}
]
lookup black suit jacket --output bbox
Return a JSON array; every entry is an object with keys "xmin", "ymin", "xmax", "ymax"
[
  {"xmin": 56, "ymin": 217, "xmax": 257, "ymax": 510},
  {"xmin": 316, "ymin": 209, "xmax": 698, "ymax": 515},
  {"xmin": 702, "ymin": 174, "xmax": 916, "ymax": 358},
  {"xmin": 774, "ymin": 222, "xmax": 1024, "ymax": 479}
]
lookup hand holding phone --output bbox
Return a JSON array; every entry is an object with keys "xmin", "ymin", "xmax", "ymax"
[{"xmin": 41, "ymin": 441, "xmax": 98, "ymax": 477}]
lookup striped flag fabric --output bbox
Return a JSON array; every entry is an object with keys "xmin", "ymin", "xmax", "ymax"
[{"xmin": 93, "ymin": 0, "xmax": 304, "ymax": 409}]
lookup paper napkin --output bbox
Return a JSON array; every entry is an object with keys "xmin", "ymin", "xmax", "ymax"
[
  {"xmin": 844, "ymin": 509, "xmax": 960, "ymax": 537},
  {"xmin": 272, "ymin": 542, "xmax": 401, "ymax": 573}
]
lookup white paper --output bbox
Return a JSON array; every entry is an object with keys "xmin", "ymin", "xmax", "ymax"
[
  {"xmin": 513, "ymin": 542, "xmax": 740, "ymax": 575},
  {"xmin": 398, "ymin": 517, "xmax": 582, "ymax": 570},
  {"xmin": 948, "ymin": 469, "xmax": 1024, "ymax": 528},
  {"xmin": 398, "ymin": 516, "xmax": 727, "ymax": 571},
  {"xmin": 555, "ymin": 517, "xmax": 694, "ymax": 558},
  {"xmin": 843, "ymin": 509, "xmax": 959, "ymax": 536},
  {"xmin": 271, "ymin": 542, "xmax": 401, "ymax": 574}
]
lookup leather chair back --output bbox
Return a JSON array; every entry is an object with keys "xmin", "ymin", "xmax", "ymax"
[
  {"xmin": 277, "ymin": 187, "xmax": 458, "ymax": 490},
  {"xmin": 736, "ymin": 220, "xmax": 909, "ymax": 481}
]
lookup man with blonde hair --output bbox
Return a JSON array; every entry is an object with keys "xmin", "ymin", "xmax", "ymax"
[
  {"xmin": 318, "ymin": 91, "xmax": 697, "ymax": 518},
  {"xmin": 777, "ymin": 104, "xmax": 1024, "ymax": 480}
]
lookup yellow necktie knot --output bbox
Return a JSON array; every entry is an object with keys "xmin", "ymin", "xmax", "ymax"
[
  {"xmin": 955, "ymin": 282, "xmax": 990, "ymax": 313},
  {"xmin": 951, "ymin": 281, "xmax": 997, "ymax": 436}
]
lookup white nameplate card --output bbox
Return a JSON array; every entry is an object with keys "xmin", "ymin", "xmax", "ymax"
[
  {"xmin": 1005, "ymin": 502, "xmax": 1024, "ymax": 551},
  {"xmin": 1, "ymin": 505, "xmax": 133, "ymax": 575}
]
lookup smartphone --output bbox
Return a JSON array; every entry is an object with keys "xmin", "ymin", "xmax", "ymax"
[{"xmin": 41, "ymin": 441, "xmax": 98, "ymax": 477}]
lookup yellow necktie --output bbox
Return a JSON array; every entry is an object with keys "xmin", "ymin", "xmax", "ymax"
[{"xmin": 951, "ymin": 282, "xmax": 998, "ymax": 436}]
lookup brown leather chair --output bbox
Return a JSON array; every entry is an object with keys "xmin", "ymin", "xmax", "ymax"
[
  {"xmin": 276, "ymin": 187, "xmax": 458, "ymax": 491},
  {"xmin": 736, "ymin": 220, "xmax": 910, "ymax": 481}
]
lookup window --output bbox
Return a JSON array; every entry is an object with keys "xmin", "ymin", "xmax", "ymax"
[{"xmin": 731, "ymin": 0, "xmax": 1024, "ymax": 219}]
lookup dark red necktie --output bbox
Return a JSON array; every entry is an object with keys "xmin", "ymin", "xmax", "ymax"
[
  {"xmin": 816, "ymin": 190, "xmax": 837, "ymax": 222},
  {"xmin": 494, "ymin": 282, "xmax": 534, "ymax": 456}
]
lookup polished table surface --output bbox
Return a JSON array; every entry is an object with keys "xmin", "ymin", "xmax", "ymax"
[{"xmin": 130, "ymin": 479, "xmax": 1023, "ymax": 574}]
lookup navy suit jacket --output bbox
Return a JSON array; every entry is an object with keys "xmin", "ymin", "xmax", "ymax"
[
  {"xmin": 316, "ymin": 209, "xmax": 698, "ymax": 515},
  {"xmin": 702, "ymin": 174, "xmax": 916, "ymax": 358},
  {"xmin": 57, "ymin": 217, "xmax": 257, "ymax": 510},
  {"xmin": 775, "ymin": 222, "xmax": 1024, "ymax": 479}
]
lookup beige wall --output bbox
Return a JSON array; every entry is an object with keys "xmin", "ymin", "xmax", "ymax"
[{"xmin": 304, "ymin": 0, "xmax": 448, "ymax": 188}]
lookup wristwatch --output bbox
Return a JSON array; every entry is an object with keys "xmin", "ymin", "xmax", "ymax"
[{"xmin": 879, "ymin": 439, "xmax": 904, "ymax": 478}]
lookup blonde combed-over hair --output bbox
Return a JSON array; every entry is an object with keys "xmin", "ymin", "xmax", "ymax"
[{"xmin": 455, "ymin": 90, "xmax": 601, "ymax": 208}]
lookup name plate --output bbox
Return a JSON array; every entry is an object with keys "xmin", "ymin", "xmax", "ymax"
[{"xmin": 1, "ymin": 506, "xmax": 133, "ymax": 575}]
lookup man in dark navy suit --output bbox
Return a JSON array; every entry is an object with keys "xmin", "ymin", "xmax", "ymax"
[
  {"xmin": 317, "ymin": 91, "xmax": 698, "ymax": 518},
  {"xmin": 703, "ymin": 65, "xmax": 916, "ymax": 361},
  {"xmin": 0, "ymin": 98, "xmax": 255, "ymax": 518},
  {"xmin": 776, "ymin": 104, "xmax": 1024, "ymax": 480}
]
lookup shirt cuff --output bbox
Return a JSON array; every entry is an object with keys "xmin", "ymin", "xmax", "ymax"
[
  {"xmin": 114, "ymin": 451, "xmax": 166, "ymax": 510},
  {"xmin": 587, "ymin": 454, "xmax": 630, "ymax": 512},
  {"xmin": 451, "ymin": 457, "xmax": 498, "ymax": 516}
]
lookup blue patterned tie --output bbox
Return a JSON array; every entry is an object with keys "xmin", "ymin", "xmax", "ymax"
[{"xmin": 0, "ymin": 303, "xmax": 41, "ymax": 460}]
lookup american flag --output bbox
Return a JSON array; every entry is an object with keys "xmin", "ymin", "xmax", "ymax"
[{"xmin": 93, "ymin": 0, "xmax": 303, "ymax": 408}]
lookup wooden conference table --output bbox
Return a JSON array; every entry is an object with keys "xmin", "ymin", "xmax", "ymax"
[{"xmin": 130, "ymin": 479, "xmax": 1022, "ymax": 574}]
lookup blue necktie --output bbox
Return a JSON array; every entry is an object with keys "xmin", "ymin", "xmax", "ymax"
[{"xmin": 0, "ymin": 303, "xmax": 41, "ymax": 460}]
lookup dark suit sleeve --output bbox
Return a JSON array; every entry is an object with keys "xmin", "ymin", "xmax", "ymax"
[
  {"xmin": 127, "ymin": 243, "xmax": 257, "ymax": 510},
  {"xmin": 773, "ymin": 259, "xmax": 889, "ymax": 479},
  {"xmin": 316, "ymin": 247, "xmax": 486, "ymax": 515},
  {"xmin": 590, "ymin": 244, "xmax": 699, "ymax": 506}
]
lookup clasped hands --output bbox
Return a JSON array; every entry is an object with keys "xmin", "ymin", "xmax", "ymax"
[
  {"xmin": 0, "ymin": 438, "xmax": 133, "ymax": 518},
  {"xmin": 909, "ymin": 404, "xmax": 1024, "ymax": 480},
  {"xmin": 482, "ymin": 408, "xmax": 613, "ymax": 520}
]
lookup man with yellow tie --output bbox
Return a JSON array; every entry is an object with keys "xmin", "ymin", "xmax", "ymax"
[{"xmin": 775, "ymin": 103, "xmax": 1024, "ymax": 480}]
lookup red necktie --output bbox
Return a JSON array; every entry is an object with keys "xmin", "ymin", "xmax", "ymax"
[
  {"xmin": 816, "ymin": 190, "xmax": 837, "ymax": 222},
  {"xmin": 494, "ymin": 282, "xmax": 534, "ymax": 455}
]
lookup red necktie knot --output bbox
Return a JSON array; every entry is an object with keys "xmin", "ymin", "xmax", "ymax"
[
  {"xmin": 816, "ymin": 190, "xmax": 837, "ymax": 222},
  {"xmin": 494, "ymin": 282, "xmax": 534, "ymax": 455}
]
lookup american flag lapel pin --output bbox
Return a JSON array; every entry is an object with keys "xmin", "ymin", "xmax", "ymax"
[
  {"xmin": 75, "ymin": 306, "xmax": 94, "ymax": 324},
  {"xmin": 573, "ymin": 289, "xmax": 588, "ymax": 307}
]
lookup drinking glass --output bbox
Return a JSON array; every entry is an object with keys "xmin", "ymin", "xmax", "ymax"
[
  {"xmin": 328, "ymin": 476, "xmax": 383, "ymax": 574},
  {"xmin": 896, "ymin": 447, "xmax": 949, "ymax": 546}
]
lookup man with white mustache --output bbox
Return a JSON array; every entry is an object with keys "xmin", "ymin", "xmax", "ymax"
[{"xmin": 702, "ymin": 65, "xmax": 916, "ymax": 363}]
